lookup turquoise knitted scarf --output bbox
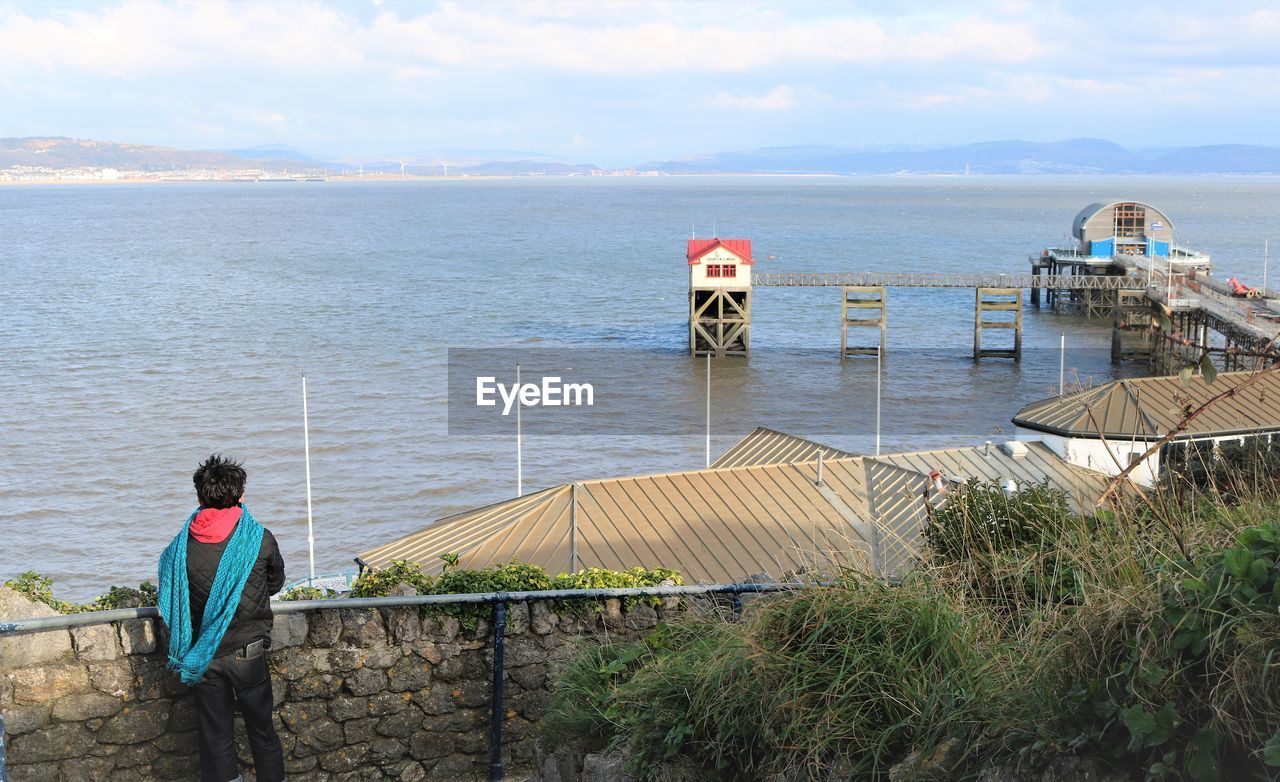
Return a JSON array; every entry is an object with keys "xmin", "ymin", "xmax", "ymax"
[{"xmin": 158, "ymin": 505, "xmax": 265, "ymax": 685}]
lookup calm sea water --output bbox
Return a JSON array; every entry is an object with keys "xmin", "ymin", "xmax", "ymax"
[{"xmin": 3, "ymin": 175, "xmax": 1279, "ymax": 599}]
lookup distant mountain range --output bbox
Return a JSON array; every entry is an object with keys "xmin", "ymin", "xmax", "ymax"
[
  {"xmin": 646, "ymin": 139, "xmax": 1280, "ymax": 175},
  {"xmin": 0, "ymin": 137, "xmax": 597, "ymax": 175},
  {"xmin": 0, "ymin": 137, "xmax": 320, "ymax": 172},
  {"xmin": 7, "ymin": 136, "xmax": 1280, "ymax": 176}
]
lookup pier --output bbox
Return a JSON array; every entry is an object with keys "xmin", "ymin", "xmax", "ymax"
[
  {"xmin": 753, "ymin": 272, "xmax": 1141, "ymax": 290},
  {"xmin": 689, "ymin": 202, "xmax": 1280, "ymax": 370}
]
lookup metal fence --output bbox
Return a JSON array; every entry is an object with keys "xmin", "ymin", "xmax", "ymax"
[{"xmin": 0, "ymin": 582, "xmax": 798, "ymax": 782}]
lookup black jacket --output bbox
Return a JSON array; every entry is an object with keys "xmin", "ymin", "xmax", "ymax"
[{"xmin": 187, "ymin": 522, "xmax": 286, "ymax": 658}]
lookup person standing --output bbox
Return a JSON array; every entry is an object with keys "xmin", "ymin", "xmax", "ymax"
[{"xmin": 158, "ymin": 454, "xmax": 287, "ymax": 782}]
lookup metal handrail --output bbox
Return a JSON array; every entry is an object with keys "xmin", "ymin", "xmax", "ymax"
[
  {"xmin": 0, "ymin": 581, "xmax": 799, "ymax": 782},
  {"xmin": 752, "ymin": 271, "xmax": 1144, "ymax": 289},
  {"xmin": 0, "ymin": 582, "xmax": 796, "ymax": 638}
]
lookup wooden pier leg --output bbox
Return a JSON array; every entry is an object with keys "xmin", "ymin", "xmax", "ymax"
[
  {"xmin": 690, "ymin": 287, "xmax": 751, "ymax": 357},
  {"xmin": 842, "ymin": 286, "xmax": 886, "ymax": 360},
  {"xmin": 973, "ymin": 289, "xmax": 981, "ymax": 359},
  {"xmin": 974, "ymin": 287, "xmax": 1022, "ymax": 361}
]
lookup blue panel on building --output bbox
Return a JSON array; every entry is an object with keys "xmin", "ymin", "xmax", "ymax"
[
  {"xmin": 1090, "ymin": 238, "xmax": 1114, "ymax": 257},
  {"xmin": 1151, "ymin": 240, "xmax": 1170, "ymax": 257}
]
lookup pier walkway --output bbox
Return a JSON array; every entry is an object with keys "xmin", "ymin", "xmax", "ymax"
[
  {"xmin": 1122, "ymin": 255, "xmax": 1280, "ymax": 343},
  {"xmin": 752, "ymin": 272, "xmax": 1141, "ymax": 290}
]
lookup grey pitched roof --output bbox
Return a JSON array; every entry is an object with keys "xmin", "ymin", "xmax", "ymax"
[{"xmin": 1013, "ymin": 370, "xmax": 1280, "ymax": 440}]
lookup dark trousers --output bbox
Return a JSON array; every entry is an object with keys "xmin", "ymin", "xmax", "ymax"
[{"xmin": 191, "ymin": 647, "xmax": 285, "ymax": 782}]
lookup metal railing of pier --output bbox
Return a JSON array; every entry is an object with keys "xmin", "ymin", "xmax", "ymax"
[
  {"xmin": 752, "ymin": 271, "xmax": 1145, "ymax": 289},
  {"xmin": 0, "ymin": 582, "xmax": 800, "ymax": 782}
]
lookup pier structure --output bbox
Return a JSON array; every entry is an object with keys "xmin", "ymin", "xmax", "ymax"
[
  {"xmin": 750, "ymin": 272, "xmax": 1129, "ymax": 361},
  {"xmin": 1111, "ymin": 288, "xmax": 1153, "ymax": 363},
  {"xmin": 1029, "ymin": 201, "xmax": 1212, "ymax": 317},
  {"xmin": 973, "ymin": 288, "xmax": 1023, "ymax": 360},
  {"xmin": 688, "ymin": 238, "xmax": 752, "ymax": 357},
  {"xmin": 840, "ymin": 286, "xmax": 886, "ymax": 359},
  {"xmin": 688, "ymin": 204, "xmax": 1280, "ymax": 369}
]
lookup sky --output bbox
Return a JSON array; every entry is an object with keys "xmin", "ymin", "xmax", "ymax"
[{"xmin": 2, "ymin": 0, "xmax": 1279, "ymax": 166}]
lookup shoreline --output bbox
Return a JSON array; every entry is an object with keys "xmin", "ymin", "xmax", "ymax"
[{"xmin": 7, "ymin": 172, "xmax": 1280, "ymax": 187}]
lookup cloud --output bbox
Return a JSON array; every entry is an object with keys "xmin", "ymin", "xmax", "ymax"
[
  {"xmin": 0, "ymin": 1, "xmax": 1047, "ymax": 79},
  {"xmin": 712, "ymin": 86, "xmax": 798, "ymax": 111}
]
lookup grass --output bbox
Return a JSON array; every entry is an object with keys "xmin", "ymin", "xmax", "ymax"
[{"xmin": 544, "ymin": 445, "xmax": 1280, "ymax": 781}]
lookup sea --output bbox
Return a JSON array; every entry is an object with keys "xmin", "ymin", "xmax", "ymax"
[{"xmin": 3, "ymin": 175, "xmax": 1279, "ymax": 600}]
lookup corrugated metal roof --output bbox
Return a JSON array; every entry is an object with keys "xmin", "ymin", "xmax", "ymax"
[
  {"xmin": 711, "ymin": 426, "xmax": 856, "ymax": 469},
  {"xmin": 687, "ymin": 238, "xmax": 753, "ymax": 265},
  {"xmin": 357, "ymin": 460, "xmax": 879, "ymax": 583},
  {"xmin": 871, "ymin": 441, "xmax": 1113, "ymax": 517},
  {"xmin": 1013, "ymin": 370, "xmax": 1280, "ymax": 440},
  {"xmin": 357, "ymin": 434, "xmax": 1120, "ymax": 583}
]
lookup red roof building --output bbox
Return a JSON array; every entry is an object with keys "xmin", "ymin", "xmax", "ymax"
[{"xmin": 687, "ymin": 238, "xmax": 753, "ymax": 266}]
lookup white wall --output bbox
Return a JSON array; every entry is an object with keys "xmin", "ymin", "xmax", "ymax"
[
  {"xmin": 1015, "ymin": 428, "xmax": 1161, "ymax": 487},
  {"xmin": 690, "ymin": 247, "xmax": 751, "ymax": 288}
]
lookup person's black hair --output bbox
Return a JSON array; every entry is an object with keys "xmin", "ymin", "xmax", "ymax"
[{"xmin": 193, "ymin": 454, "xmax": 246, "ymax": 509}]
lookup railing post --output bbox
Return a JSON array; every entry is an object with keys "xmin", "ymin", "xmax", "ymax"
[
  {"xmin": 731, "ymin": 592, "xmax": 743, "ymax": 622},
  {"xmin": 489, "ymin": 600, "xmax": 508, "ymax": 782}
]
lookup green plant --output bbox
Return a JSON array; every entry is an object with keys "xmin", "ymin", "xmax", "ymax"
[
  {"xmin": 277, "ymin": 585, "xmax": 337, "ymax": 601},
  {"xmin": 925, "ymin": 480, "xmax": 1087, "ymax": 611},
  {"xmin": 5, "ymin": 570, "xmax": 88, "ymax": 613},
  {"xmin": 350, "ymin": 558, "xmax": 685, "ymax": 632},
  {"xmin": 1039, "ymin": 522, "xmax": 1280, "ymax": 780},
  {"xmin": 551, "ymin": 566, "xmax": 683, "ymax": 612},
  {"xmin": 4, "ymin": 571, "xmax": 160, "ymax": 613},
  {"xmin": 544, "ymin": 638, "xmax": 659, "ymax": 750},
  {"xmin": 89, "ymin": 581, "xmax": 158, "ymax": 610},
  {"xmin": 349, "ymin": 559, "xmax": 433, "ymax": 598},
  {"xmin": 430, "ymin": 561, "xmax": 554, "ymax": 632}
]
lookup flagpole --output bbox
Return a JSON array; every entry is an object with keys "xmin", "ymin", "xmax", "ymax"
[
  {"xmin": 301, "ymin": 374, "xmax": 315, "ymax": 584},
  {"xmin": 705, "ymin": 353, "xmax": 711, "ymax": 468},
  {"xmin": 875, "ymin": 344, "xmax": 882, "ymax": 456},
  {"xmin": 1264, "ymin": 239, "xmax": 1270, "ymax": 296},
  {"xmin": 1059, "ymin": 332, "xmax": 1066, "ymax": 395}
]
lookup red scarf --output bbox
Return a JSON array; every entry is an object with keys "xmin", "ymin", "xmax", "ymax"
[{"xmin": 190, "ymin": 506, "xmax": 243, "ymax": 543}]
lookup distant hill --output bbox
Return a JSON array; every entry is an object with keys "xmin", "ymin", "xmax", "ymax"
[
  {"xmin": 447, "ymin": 160, "xmax": 597, "ymax": 176},
  {"xmin": 9, "ymin": 135, "xmax": 1280, "ymax": 176},
  {"xmin": 211, "ymin": 144, "xmax": 332, "ymax": 166},
  {"xmin": 646, "ymin": 139, "xmax": 1280, "ymax": 175},
  {"xmin": 0, "ymin": 137, "xmax": 328, "ymax": 172}
]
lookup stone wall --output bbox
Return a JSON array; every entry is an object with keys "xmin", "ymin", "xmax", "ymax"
[{"xmin": 0, "ymin": 586, "xmax": 668, "ymax": 781}]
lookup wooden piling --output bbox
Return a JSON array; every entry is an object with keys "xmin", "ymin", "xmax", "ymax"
[
  {"xmin": 841, "ymin": 286, "xmax": 886, "ymax": 360},
  {"xmin": 973, "ymin": 287, "xmax": 1022, "ymax": 361},
  {"xmin": 690, "ymin": 287, "xmax": 751, "ymax": 357}
]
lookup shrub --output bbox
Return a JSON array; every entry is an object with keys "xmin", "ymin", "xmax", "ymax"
[
  {"xmin": 925, "ymin": 480, "xmax": 1089, "ymax": 611},
  {"xmin": 350, "ymin": 558, "xmax": 685, "ymax": 632},
  {"xmin": 349, "ymin": 559, "xmax": 433, "ymax": 598},
  {"xmin": 4, "ymin": 570, "xmax": 86, "ymax": 613},
  {"xmin": 430, "ymin": 561, "xmax": 554, "ymax": 632},
  {"xmin": 277, "ymin": 585, "xmax": 337, "ymax": 601},
  {"xmin": 4, "ymin": 571, "xmax": 159, "ymax": 613},
  {"xmin": 551, "ymin": 566, "xmax": 683, "ymax": 611},
  {"xmin": 764, "ymin": 577, "xmax": 994, "ymax": 777},
  {"xmin": 609, "ymin": 620, "xmax": 761, "ymax": 779},
  {"xmin": 549, "ymin": 576, "xmax": 1004, "ymax": 781},
  {"xmin": 1040, "ymin": 523, "xmax": 1280, "ymax": 780},
  {"xmin": 89, "ymin": 581, "xmax": 158, "ymax": 610},
  {"xmin": 544, "ymin": 637, "xmax": 660, "ymax": 751}
]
